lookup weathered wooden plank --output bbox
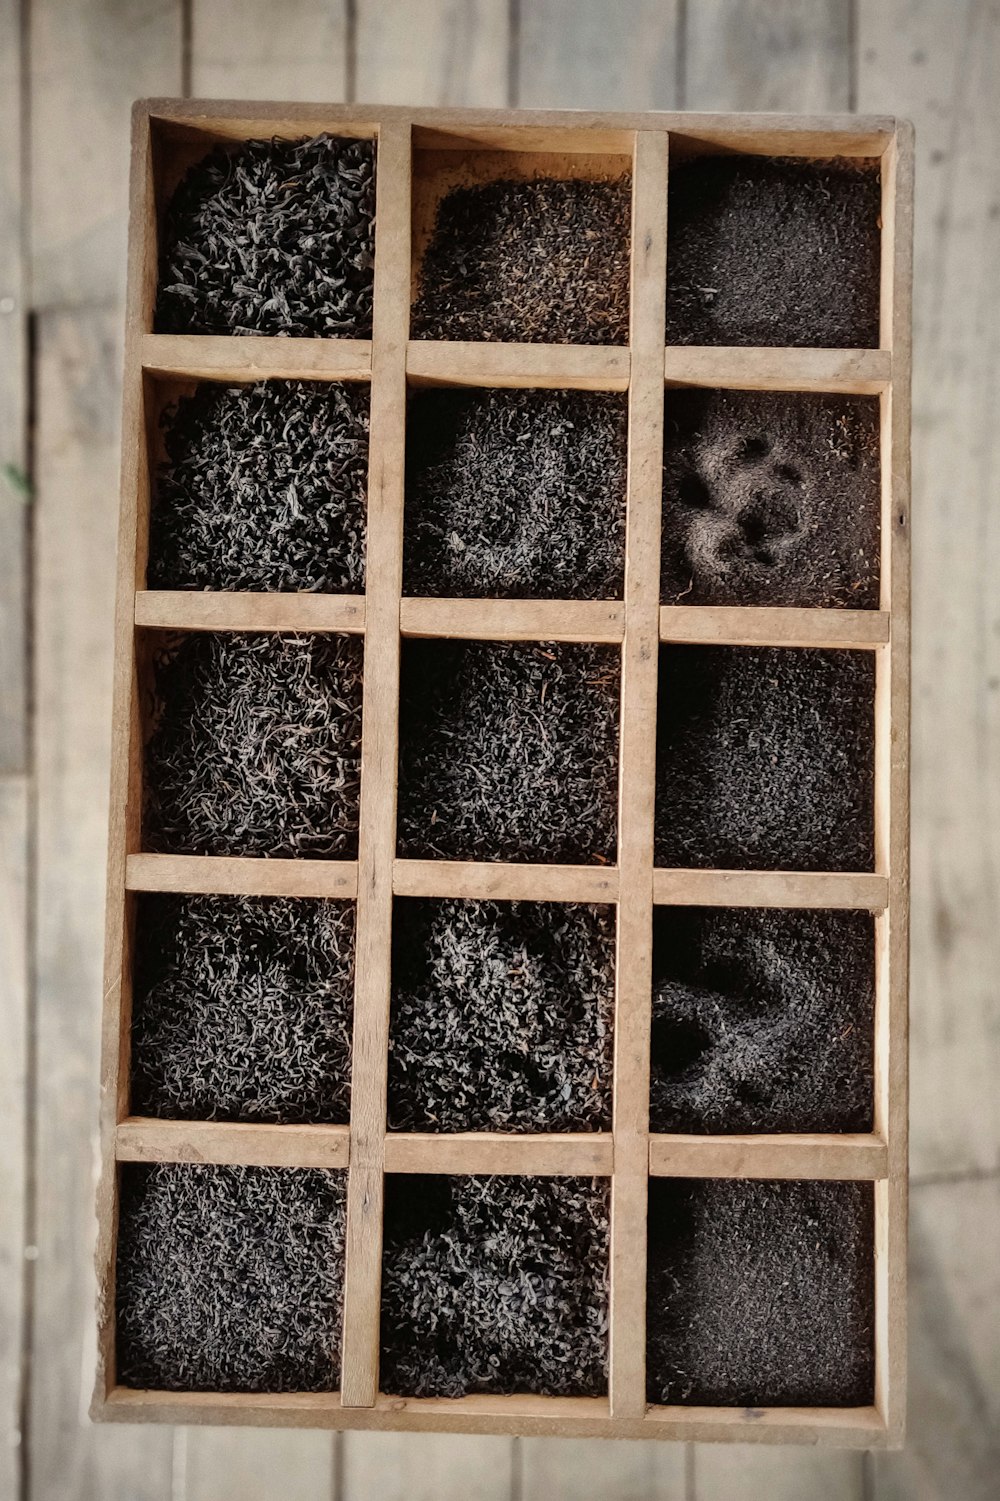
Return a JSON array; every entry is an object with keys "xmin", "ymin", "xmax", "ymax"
[
  {"xmin": 190, "ymin": 0, "xmax": 347, "ymax": 99},
  {"xmin": 342, "ymin": 1432, "xmax": 514, "ymax": 1500},
  {"xmin": 182, "ymin": 1428, "xmax": 334, "ymax": 1501},
  {"xmin": 857, "ymin": 1, "xmax": 1000, "ymax": 1182},
  {"xmin": 520, "ymin": 1439, "xmax": 683, "ymax": 1500},
  {"xmin": 30, "ymin": 307, "xmax": 174, "ymax": 1501},
  {"xmin": 680, "ymin": 5, "xmax": 864, "ymax": 1496},
  {"xmin": 872, "ymin": 1177, "xmax": 1000, "ymax": 1499},
  {"xmin": 684, "ymin": 0, "xmax": 851, "ymax": 112},
  {"xmin": 29, "ymin": 0, "xmax": 182, "ymax": 308},
  {"xmin": 0, "ymin": 777, "xmax": 28, "ymax": 1500},
  {"xmin": 355, "ymin": 1, "xmax": 510, "ymax": 106},
  {"xmin": 517, "ymin": 0, "xmax": 680, "ymax": 110}
]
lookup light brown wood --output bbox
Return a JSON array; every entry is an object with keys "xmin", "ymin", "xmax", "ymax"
[
  {"xmin": 135, "ymin": 590, "xmax": 366, "ymax": 633},
  {"xmin": 383, "ymin": 1133, "xmax": 614, "ymax": 1176},
  {"xmin": 659, "ymin": 605, "xmax": 889, "ymax": 649},
  {"xmin": 340, "ymin": 120, "xmax": 412, "ymax": 1411},
  {"xmin": 393, "ymin": 858, "xmax": 618, "ymax": 902},
  {"xmin": 649, "ymin": 1133, "xmax": 887, "ymax": 1181},
  {"xmin": 116, "ymin": 1118, "xmax": 350, "ymax": 1169},
  {"xmin": 652, "ymin": 867, "xmax": 888, "ymax": 909},
  {"xmin": 125, "ymin": 852, "xmax": 359, "ymax": 898},
  {"xmin": 400, "ymin": 598, "xmax": 625, "ymax": 643},
  {"xmin": 407, "ymin": 340, "xmax": 630, "ymax": 390},
  {"xmin": 608, "ymin": 131, "xmax": 669, "ymax": 1422},
  {"xmin": 664, "ymin": 346, "xmax": 891, "ymax": 391},
  {"xmin": 141, "ymin": 332, "xmax": 373, "ymax": 380}
]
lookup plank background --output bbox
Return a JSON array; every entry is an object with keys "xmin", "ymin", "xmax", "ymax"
[{"xmin": 1, "ymin": 1, "xmax": 997, "ymax": 1497}]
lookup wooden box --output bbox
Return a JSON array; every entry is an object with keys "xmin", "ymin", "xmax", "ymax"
[{"xmin": 94, "ymin": 100, "xmax": 911, "ymax": 1447}]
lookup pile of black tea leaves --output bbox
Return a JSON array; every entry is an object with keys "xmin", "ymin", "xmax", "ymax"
[
  {"xmin": 650, "ymin": 906, "xmax": 875, "ymax": 1134},
  {"xmin": 396, "ymin": 639, "xmax": 620, "ymax": 865},
  {"xmin": 116, "ymin": 1163, "xmax": 346, "ymax": 1392},
  {"xmin": 157, "ymin": 134, "xmax": 375, "ymax": 337},
  {"xmin": 412, "ymin": 174, "xmax": 631, "ymax": 344},
  {"xmin": 131, "ymin": 894, "xmax": 355, "ymax": 1124},
  {"xmin": 388, "ymin": 898, "xmax": 616, "ymax": 1133},
  {"xmin": 150, "ymin": 380, "xmax": 369, "ymax": 593},
  {"xmin": 380, "ymin": 1174, "xmax": 610, "ymax": 1398},
  {"xmin": 143, "ymin": 632, "xmax": 363, "ymax": 859},
  {"xmin": 646, "ymin": 1178, "xmax": 875, "ymax": 1406},
  {"xmin": 661, "ymin": 389, "xmax": 881, "ymax": 608},
  {"xmin": 655, "ymin": 645, "xmax": 875, "ymax": 872},
  {"xmin": 665, "ymin": 155, "xmax": 881, "ymax": 348},
  {"xmin": 404, "ymin": 387, "xmax": 627, "ymax": 599}
]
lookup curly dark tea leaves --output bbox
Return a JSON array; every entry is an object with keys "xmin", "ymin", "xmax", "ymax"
[
  {"xmin": 143, "ymin": 632, "xmax": 363, "ymax": 859},
  {"xmin": 647, "ymin": 1179, "xmax": 875, "ymax": 1406},
  {"xmin": 404, "ymin": 387, "xmax": 627, "ymax": 600},
  {"xmin": 650, "ymin": 907, "xmax": 875, "ymax": 1134},
  {"xmin": 380, "ymin": 1174, "xmax": 610, "ymax": 1398},
  {"xmin": 397, "ymin": 639, "xmax": 621, "ymax": 865},
  {"xmin": 116, "ymin": 1163, "xmax": 346, "ymax": 1392},
  {"xmin": 413, "ymin": 175, "xmax": 631, "ymax": 344},
  {"xmin": 666, "ymin": 156, "xmax": 881, "ymax": 348},
  {"xmin": 388, "ymin": 898, "xmax": 616, "ymax": 1133},
  {"xmin": 661, "ymin": 389, "xmax": 881, "ymax": 609},
  {"xmin": 131, "ymin": 894, "xmax": 355, "ymax": 1125},
  {"xmin": 156, "ymin": 134, "xmax": 375, "ymax": 337},
  {"xmin": 150, "ymin": 380, "xmax": 369, "ymax": 593}
]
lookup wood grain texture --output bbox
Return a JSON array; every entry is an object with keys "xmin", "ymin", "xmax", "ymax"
[
  {"xmin": 0, "ymin": 778, "xmax": 28, "ymax": 1497},
  {"xmin": 134, "ymin": 591, "xmax": 366, "ymax": 633},
  {"xmin": 190, "ymin": 0, "xmax": 347, "ymax": 99},
  {"xmin": 857, "ymin": 0, "xmax": 1000, "ymax": 1183},
  {"xmin": 32, "ymin": 307, "xmax": 174, "ymax": 1500},
  {"xmin": 400, "ymin": 598, "xmax": 625, "ymax": 643},
  {"xmin": 392, "ymin": 858, "xmax": 618, "ymax": 902},
  {"xmin": 407, "ymin": 340, "xmax": 629, "ymax": 390},
  {"xmin": 649, "ymin": 1133, "xmax": 887, "ymax": 1181},
  {"xmin": 141, "ymin": 333, "xmax": 373, "ymax": 380},
  {"xmin": 683, "ymin": 0, "xmax": 852, "ymax": 113},
  {"xmin": 29, "ymin": 0, "xmax": 182, "ymax": 308},
  {"xmin": 382, "ymin": 1132, "xmax": 614, "ymax": 1176},
  {"xmin": 664, "ymin": 346, "xmax": 891, "ymax": 392},
  {"xmin": 516, "ymin": 0, "xmax": 680, "ymax": 110},
  {"xmin": 125, "ymin": 852, "xmax": 359, "ymax": 897},
  {"xmin": 356, "ymin": 1, "xmax": 510, "ymax": 106},
  {"xmin": 659, "ymin": 605, "xmax": 889, "ymax": 648},
  {"xmin": 116, "ymin": 1119, "xmax": 350, "ymax": 1169}
]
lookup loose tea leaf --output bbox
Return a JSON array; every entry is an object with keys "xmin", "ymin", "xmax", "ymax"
[
  {"xmin": 144, "ymin": 632, "xmax": 363, "ymax": 859},
  {"xmin": 389, "ymin": 898, "xmax": 615, "ymax": 1133},
  {"xmin": 117, "ymin": 1163, "xmax": 346, "ymax": 1392},
  {"xmin": 413, "ymin": 175, "xmax": 631, "ymax": 344},
  {"xmin": 381, "ymin": 1174, "xmax": 609, "ymax": 1398},
  {"xmin": 405, "ymin": 387, "xmax": 627, "ymax": 600},
  {"xmin": 131, "ymin": 894, "xmax": 355, "ymax": 1124},
  {"xmin": 157, "ymin": 134, "xmax": 375, "ymax": 337},
  {"xmin": 150, "ymin": 380, "xmax": 369, "ymax": 593}
]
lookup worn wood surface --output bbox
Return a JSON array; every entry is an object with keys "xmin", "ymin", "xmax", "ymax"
[{"xmin": 9, "ymin": 0, "xmax": 996, "ymax": 1497}]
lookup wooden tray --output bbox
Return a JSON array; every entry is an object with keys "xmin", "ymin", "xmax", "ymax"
[{"xmin": 94, "ymin": 99, "xmax": 912, "ymax": 1448}]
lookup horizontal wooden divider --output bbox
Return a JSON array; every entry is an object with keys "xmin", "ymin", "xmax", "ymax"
[
  {"xmin": 125, "ymin": 853, "xmax": 359, "ymax": 898},
  {"xmin": 135, "ymin": 591, "xmax": 366, "ymax": 633},
  {"xmin": 643, "ymin": 1404, "xmax": 886, "ymax": 1448},
  {"xmin": 406, "ymin": 340, "xmax": 630, "ymax": 391},
  {"xmin": 664, "ymin": 346, "xmax": 890, "ymax": 393},
  {"xmin": 116, "ymin": 1119, "xmax": 351, "ymax": 1169},
  {"xmin": 659, "ymin": 605, "xmax": 889, "ymax": 649},
  {"xmin": 652, "ymin": 868, "xmax": 888, "ymax": 910},
  {"xmin": 383, "ymin": 1132, "xmax": 614, "ymax": 1177},
  {"xmin": 400, "ymin": 597, "xmax": 625, "ymax": 643},
  {"xmin": 140, "ymin": 333, "xmax": 373, "ymax": 381},
  {"xmin": 392, "ymin": 858, "xmax": 619, "ymax": 902},
  {"xmin": 649, "ymin": 1132, "xmax": 887, "ymax": 1181}
]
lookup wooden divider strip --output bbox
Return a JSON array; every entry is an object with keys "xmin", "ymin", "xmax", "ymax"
[
  {"xmin": 659, "ymin": 605, "xmax": 889, "ymax": 649},
  {"xmin": 648, "ymin": 1133, "xmax": 887, "ymax": 1181},
  {"xmin": 135, "ymin": 591, "xmax": 366, "ymax": 633},
  {"xmin": 608, "ymin": 131, "xmax": 669, "ymax": 1421},
  {"xmin": 339, "ymin": 121, "xmax": 411, "ymax": 1410},
  {"xmin": 383, "ymin": 1132, "xmax": 614, "ymax": 1177},
  {"xmin": 392, "ymin": 858, "xmax": 618, "ymax": 903},
  {"xmin": 116, "ymin": 1119, "xmax": 351, "ymax": 1170},
  {"xmin": 140, "ymin": 332, "xmax": 373, "ymax": 380},
  {"xmin": 400, "ymin": 597, "xmax": 625, "ymax": 643},
  {"xmin": 125, "ymin": 853, "xmax": 359, "ymax": 898},
  {"xmin": 406, "ymin": 340, "xmax": 629, "ymax": 390},
  {"xmin": 652, "ymin": 867, "xmax": 888, "ymax": 910},
  {"xmin": 664, "ymin": 346, "xmax": 890, "ymax": 393}
]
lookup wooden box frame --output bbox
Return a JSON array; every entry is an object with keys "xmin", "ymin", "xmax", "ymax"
[{"xmin": 94, "ymin": 100, "xmax": 912, "ymax": 1449}]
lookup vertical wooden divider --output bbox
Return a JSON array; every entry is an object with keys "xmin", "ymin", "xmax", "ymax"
[
  {"xmin": 340, "ymin": 120, "xmax": 412, "ymax": 1408},
  {"xmin": 609, "ymin": 130, "xmax": 669, "ymax": 1421}
]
